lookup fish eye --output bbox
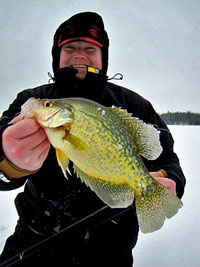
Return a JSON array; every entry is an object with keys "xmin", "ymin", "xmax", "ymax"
[{"xmin": 44, "ymin": 101, "xmax": 53, "ymax": 108}]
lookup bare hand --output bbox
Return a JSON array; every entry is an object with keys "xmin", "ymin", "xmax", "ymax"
[
  {"xmin": 150, "ymin": 171, "xmax": 177, "ymax": 196},
  {"xmin": 2, "ymin": 116, "xmax": 50, "ymax": 171}
]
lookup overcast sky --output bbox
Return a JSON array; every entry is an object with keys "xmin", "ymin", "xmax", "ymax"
[{"xmin": 0, "ymin": 0, "xmax": 199, "ymax": 114}]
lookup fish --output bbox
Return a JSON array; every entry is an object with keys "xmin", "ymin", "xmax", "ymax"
[{"xmin": 21, "ymin": 97, "xmax": 183, "ymax": 233}]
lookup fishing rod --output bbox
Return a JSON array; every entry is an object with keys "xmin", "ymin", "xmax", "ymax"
[{"xmin": 0, "ymin": 205, "xmax": 132, "ymax": 266}]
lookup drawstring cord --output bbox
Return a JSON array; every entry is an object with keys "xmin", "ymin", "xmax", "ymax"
[
  {"xmin": 48, "ymin": 70, "xmax": 124, "ymax": 83},
  {"xmin": 47, "ymin": 72, "xmax": 54, "ymax": 83},
  {"xmin": 107, "ymin": 73, "xmax": 123, "ymax": 81}
]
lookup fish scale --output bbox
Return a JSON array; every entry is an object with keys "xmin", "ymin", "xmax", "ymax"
[
  {"xmin": 68, "ymin": 110, "xmax": 136, "ymax": 184},
  {"xmin": 21, "ymin": 97, "xmax": 183, "ymax": 233}
]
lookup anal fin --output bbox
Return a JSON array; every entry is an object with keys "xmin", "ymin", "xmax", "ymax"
[{"xmin": 73, "ymin": 165, "xmax": 134, "ymax": 208}]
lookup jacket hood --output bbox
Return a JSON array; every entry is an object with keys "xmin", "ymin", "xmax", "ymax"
[{"xmin": 51, "ymin": 12, "xmax": 109, "ymax": 78}]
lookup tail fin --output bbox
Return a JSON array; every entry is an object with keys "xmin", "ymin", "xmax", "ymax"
[{"xmin": 135, "ymin": 179, "xmax": 183, "ymax": 233}]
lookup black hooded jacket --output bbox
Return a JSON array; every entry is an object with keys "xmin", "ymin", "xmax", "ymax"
[{"xmin": 0, "ymin": 69, "xmax": 185, "ymax": 240}]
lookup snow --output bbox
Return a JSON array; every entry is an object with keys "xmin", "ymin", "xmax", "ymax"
[
  {"xmin": 134, "ymin": 126, "xmax": 200, "ymax": 266},
  {"xmin": 0, "ymin": 126, "xmax": 199, "ymax": 266}
]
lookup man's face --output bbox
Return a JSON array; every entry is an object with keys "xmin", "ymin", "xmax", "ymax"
[{"xmin": 59, "ymin": 41, "xmax": 103, "ymax": 80}]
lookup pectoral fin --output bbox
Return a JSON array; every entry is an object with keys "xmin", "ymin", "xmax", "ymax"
[
  {"xmin": 56, "ymin": 149, "xmax": 71, "ymax": 178},
  {"xmin": 73, "ymin": 165, "xmax": 134, "ymax": 208}
]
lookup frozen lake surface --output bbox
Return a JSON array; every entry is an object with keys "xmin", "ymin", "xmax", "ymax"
[
  {"xmin": 134, "ymin": 126, "xmax": 200, "ymax": 266},
  {"xmin": 0, "ymin": 126, "xmax": 199, "ymax": 266}
]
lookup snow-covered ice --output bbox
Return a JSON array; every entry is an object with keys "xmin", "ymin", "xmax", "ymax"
[{"xmin": 134, "ymin": 126, "xmax": 200, "ymax": 266}]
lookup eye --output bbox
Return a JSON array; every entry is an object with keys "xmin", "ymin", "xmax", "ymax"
[
  {"xmin": 62, "ymin": 44, "xmax": 75, "ymax": 51},
  {"xmin": 86, "ymin": 47, "xmax": 95, "ymax": 52},
  {"xmin": 44, "ymin": 101, "xmax": 53, "ymax": 108}
]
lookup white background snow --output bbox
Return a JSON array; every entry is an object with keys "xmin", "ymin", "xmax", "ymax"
[{"xmin": 0, "ymin": 125, "xmax": 199, "ymax": 266}]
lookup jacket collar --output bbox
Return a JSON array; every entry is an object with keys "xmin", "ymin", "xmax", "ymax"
[{"xmin": 54, "ymin": 67, "xmax": 107, "ymax": 101}]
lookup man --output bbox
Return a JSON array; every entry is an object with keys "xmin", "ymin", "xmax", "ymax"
[{"xmin": 0, "ymin": 12, "xmax": 185, "ymax": 266}]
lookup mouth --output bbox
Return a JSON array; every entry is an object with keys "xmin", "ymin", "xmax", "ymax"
[{"xmin": 71, "ymin": 65, "xmax": 87, "ymax": 69}]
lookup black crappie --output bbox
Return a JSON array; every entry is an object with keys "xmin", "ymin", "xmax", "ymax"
[{"xmin": 21, "ymin": 97, "xmax": 183, "ymax": 233}]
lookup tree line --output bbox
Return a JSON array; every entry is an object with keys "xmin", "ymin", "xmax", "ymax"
[{"xmin": 159, "ymin": 111, "xmax": 200, "ymax": 125}]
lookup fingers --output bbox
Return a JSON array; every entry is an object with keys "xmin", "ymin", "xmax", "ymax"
[
  {"xmin": 19, "ymin": 127, "xmax": 48, "ymax": 150},
  {"xmin": 150, "ymin": 170, "xmax": 166, "ymax": 178},
  {"xmin": 38, "ymin": 141, "xmax": 51, "ymax": 166},
  {"xmin": 19, "ymin": 138, "xmax": 51, "ymax": 170},
  {"xmin": 2, "ymin": 118, "xmax": 50, "ymax": 171},
  {"xmin": 7, "ymin": 119, "xmax": 41, "ymax": 139},
  {"xmin": 158, "ymin": 177, "xmax": 176, "ymax": 196},
  {"xmin": 10, "ymin": 113, "xmax": 25, "ymax": 124},
  {"xmin": 153, "ymin": 176, "xmax": 177, "ymax": 196}
]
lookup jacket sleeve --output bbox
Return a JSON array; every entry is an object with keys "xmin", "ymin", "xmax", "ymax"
[
  {"xmin": 142, "ymin": 102, "xmax": 186, "ymax": 199},
  {"xmin": 0, "ymin": 88, "xmax": 44, "ymax": 190}
]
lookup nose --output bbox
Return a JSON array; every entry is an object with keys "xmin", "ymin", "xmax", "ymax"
[
  {"xmin": 74, "ymin": 54, "xmax": 86, "ymax": 60},
  {"xmin": 73, "ymin": 47, "xmax": 87, "ymax": 59}
]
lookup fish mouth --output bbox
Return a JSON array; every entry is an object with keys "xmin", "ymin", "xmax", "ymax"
[
  {"xmin": 37, "ymin": 108, "xmax": 73, "ymax": 128},
  {"xmin": 21, "ymin": 97, "xmax": 43, "ymax": 118}
]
